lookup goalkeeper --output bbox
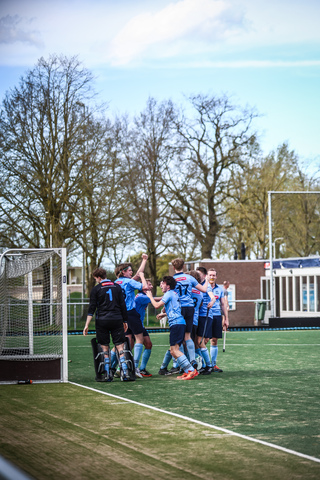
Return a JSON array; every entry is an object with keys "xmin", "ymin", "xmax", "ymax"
[{"xmin": 83, "ymin": 267, "xmax": 130, "ymax": 382}]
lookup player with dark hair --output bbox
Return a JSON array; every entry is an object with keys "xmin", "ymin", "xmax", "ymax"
[
  {"xmin": 83, "ymin": 267, "xmax": 130, "ymax": 382},
  {"xmin": 189, "ymin": 269, "xmax": 204, "ymax": 369},
  {"xmin": 146, "ymin": 276, "xmax": 198, "ymax": 380},
  {"xmin": 115, "ymin": 254, "xmax": 148, "ymax": 378},
  {"xmin": 134, "ymin": 278, "xmax": 161, "ymax": 376},
  {"xmin": 196, "ymin": 266, "xmax": 216, "ymax": 374},
  {"xmin": 171, "ymin": 258, "xmax": 210, "ymax": 370},
  {"xmin": 208, "ymin": 268, "xmax": 229, "ymax": 372}
]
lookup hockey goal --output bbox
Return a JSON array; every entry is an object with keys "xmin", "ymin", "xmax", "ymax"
[{"xmin": 0, "ymin": 248, "xmax": 68, "ymax": 383}]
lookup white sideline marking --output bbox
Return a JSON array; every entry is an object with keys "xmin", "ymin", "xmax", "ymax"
[
  {"xmin": 69, "ymin": 381, "xmax": 320, "ymax": 464},
  {"xmin": 209, "ymin": 344, "xmax": 320, "ymax": 347},
  {"xmin": 68, "ymin": 343, "xmax": 320, "ymax": 348}
]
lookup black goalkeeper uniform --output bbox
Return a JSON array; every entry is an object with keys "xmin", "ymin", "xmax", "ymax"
[{"xmin": 88, "ymin": 279, "xmax": 128, "ymax": 346}]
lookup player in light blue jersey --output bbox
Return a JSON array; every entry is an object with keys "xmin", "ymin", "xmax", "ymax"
[
  {"xmin": 115, "ymin": 254, "xmax": 148, "ymax": 378},
  {"xmin": 171, "ymin": 258, "xmax": 210, "ymax": 370},
  {"xmin": 208, "ymin": 268, "xmax": 229, "ymax": 373},
  {"xmin": 134, "ymin": 278, "xmax": 162, "ymax": 377},
  {"xmin": 196, "ymin": 266, "xmax": 216, "ymax": 374},
  {"xmin": 146, "ymin": 276, "xmax": 199, "ymax": 380},
  {"xmin": 189, "ymin": 270, "xmax": 204, "ymax": 371}
]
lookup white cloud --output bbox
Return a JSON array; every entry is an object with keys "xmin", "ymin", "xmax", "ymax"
[
  {"xmin": 0, "ymin": 0, "xmax": 319, "ymax": 68},
  {"xmin": 108, "ymin": 0, "xmax": 246, "ymax": 65},
  {"xmin": 0, "ymin": 14, "xmax": 43, "ymax": 47},
  {"xmin": 181, "ymin": 60, "xmax": 320, "ymax": 68}
]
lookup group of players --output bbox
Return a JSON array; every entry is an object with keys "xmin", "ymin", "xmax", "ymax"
[{"xmin": 83, "ymin": 254, "xmax": 229, "ymax": 382}]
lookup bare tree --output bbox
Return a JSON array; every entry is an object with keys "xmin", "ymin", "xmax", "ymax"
[
  {"xmin": 119, "ymin": 97, "xmax": 176, "ymax": 291},
  {"xmin": 75, "ymin": 115, "xmax": 131, "ymax": 293},
  {"xmin": 164, "ymin": 93, "xmax": 258, "ymax": 259},
  {"xmin": 0, "ymin": 55, "xmax": 96, "ymax": 250},
  {"xmin": 227, "ymin": 143, "xmax": 320, "ymax": 258}
]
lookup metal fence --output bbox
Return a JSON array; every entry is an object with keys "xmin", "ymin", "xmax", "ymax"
[{"xmin": 67, "ymin": 300, "xmax": 157, "ymax": 330}]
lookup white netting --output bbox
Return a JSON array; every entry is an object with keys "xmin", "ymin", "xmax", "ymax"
[{"xmin": 0, "ymin": 249, "xmax": 64, "ymax": 360}]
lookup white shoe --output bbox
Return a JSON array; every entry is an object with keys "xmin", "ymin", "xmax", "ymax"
[
  {"xmin": 195, "ymin": 355, "xmax": 203, "ymax": 371},
  {"xmin": 135, "ymin": 368, "xmax": 143, "ymax": 378}
]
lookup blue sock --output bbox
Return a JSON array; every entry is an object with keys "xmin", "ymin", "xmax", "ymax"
[
  {"xmin": 184, "ymin": 344, "xmax": 189, "ymax": 359},
  {"xmin": 140, "ymin": 348, "xmax": 151, "ymax": 371},
  {"xmin": 120, "ymin": 356, "xmax": 128, "ymax": 375},
  {"xmin": 177, "ymin": 345, "xmax": 185, "ymax": 368},
  {"xmin": 111, "ymin": 350, "xmax": 118, "ymax": 369},
  {"xmin": 134, "ymin": 343, "xmax": 144, "ymax": 368},
  {"xmin": 104, "ymin": 356, "xmax": 110, "ymax": 374},
  {"xmin": 195, "ymin": 348, "xmax": 201, "ymax": 357},
  {"xmin": 186, "ymin": 339, "xmax": 195, "ymax": 363},
  {"xmin": 161, "ymin": 350, "xmax": 172, "ymax": 369},
  {"xmin": 210, "ymin": 345, "xmax": 218, "ymax": 366},
  {"xmin": 201, "ymin": 348, "xmax": 212, "ymax": 367},
  {"xmin": 176, "ymin": 354, "xmax": 194, "ymax": 373}
]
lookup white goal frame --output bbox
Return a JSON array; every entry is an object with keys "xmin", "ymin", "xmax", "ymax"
[
  {"xmin": 268, "ymin": 191, "xmax": 320, "ymax": 318},
  {"xmin": 0, "ymin": 248, "xmax": 68, "ymax": 384}
]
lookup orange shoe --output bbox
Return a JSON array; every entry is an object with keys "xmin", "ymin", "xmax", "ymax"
[
  {"xmin": 177, "ymin": 371, "xmax": 190, "ymax": 380},
  {"xmin": 187, "ymin": 369, "xmax": 199, "ymax": 379},
  {"xmin": 177, "ymin": 369, "xmax": 199, "ymax": 380}
]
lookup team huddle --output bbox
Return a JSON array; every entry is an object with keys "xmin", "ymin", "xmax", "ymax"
[{"xmin": 83, "ymin": 254, "xmax": 229, "ymax": 382}]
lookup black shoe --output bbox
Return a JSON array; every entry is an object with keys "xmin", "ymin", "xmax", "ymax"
[
  {"xmin": 168, "ymin": 367, "xmax": 180, "ymax": 375},
  {"xmin": 120, "ymin": 370, "xmax": 131, "ymax": 382},
  {"xmin": 105, "ymin": 371, "xmax": 113, "ymax": 382},
  {"xmin": 95, "ymin": 375, "xmax": 106, "ymax": 382},
  {"xmin": 158, "ymin": 368, "xmax": 170, "ymax": 376},
  {"xmin": 200, "ymin": 366, "xmax": 212, "ymax": 375},
  {"xmin": 191, "ymin": 361, "xmax": 198, "ymax": 371},
  {"xmin": 213, "ymin": 365, "xmax": 223, "ymax": 373}
]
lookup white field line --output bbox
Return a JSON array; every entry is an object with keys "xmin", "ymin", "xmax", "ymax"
[
  {"xmin": 69, "ymin": 381, "xmax": 320, "ymax": 464},
  {"xmin": 204, "ymin": 344, "xmax": 320, "ymax": 347},
  {"xmin": 69, "ymin": 344, "xmax": 320, "ymax": 348}
]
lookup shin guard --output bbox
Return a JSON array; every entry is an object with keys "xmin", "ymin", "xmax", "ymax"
[
  {"xmin": 117, "ymin": 337, "xmax": 136, "ymax": 381},
  {"xmin": 91, "ymin": 337, "xmax": 106, "ymax": 381}
]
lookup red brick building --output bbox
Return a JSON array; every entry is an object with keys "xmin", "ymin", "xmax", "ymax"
[{"xmin": 169, "ymin": 259, "xmax": 266, "ymax": 327}]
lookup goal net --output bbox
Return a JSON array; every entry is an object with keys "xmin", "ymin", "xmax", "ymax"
[{"xmin": 0, "ymin": 248, "xmax": 68, "ymax": 383}]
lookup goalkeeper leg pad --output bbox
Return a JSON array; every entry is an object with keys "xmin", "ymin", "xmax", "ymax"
[
  {"xmin": 91, "ymin": 337, "xmax": 106, "ymax": 381},
  {"xmin": 117, "ymin": 338, "xmax": 136, "ymax": 382}
]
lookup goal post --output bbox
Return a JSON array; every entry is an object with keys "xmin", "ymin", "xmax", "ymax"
[
  {"xmin": 268, "ymin": 190, "xmax": 320, "ymax": 318},
  {"xmin": 0, "ymin": 248, "xmax": 68, "ymax": 384}
]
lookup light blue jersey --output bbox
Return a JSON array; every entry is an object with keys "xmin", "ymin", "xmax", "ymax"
[
  {"xmin": 162, "ymin": 290, "xmax": 185, "ymax": 327},
  {"xmin": 191, "ymin": 288, "xmax": 203, "ymax": 326},
  {"xmin": 210, "ymin": 283, "xmax": 224, "ymax": 315},
  {"xmin": 173, "ymin": 273, "xmax": 198, "ymax": 307},
  {"xmin": 135, "ymin": 292, "xmax": 151, "ymax": 326},
  {"xmin": 115, "ymin": 277, "xmax": 143, "ymax": 311},
  {"xmin": 199, "ymin": 282, "xmax": 214, "ymax": 318}
]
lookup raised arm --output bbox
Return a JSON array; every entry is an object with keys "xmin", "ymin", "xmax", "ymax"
[
  {"xmin": 146, "ymin": 290, "xmax": 164, "ymax": 310},
  {"xmin": 139, "ymin": 271, "xmax": 148, "ymax": 290},
  {"xmin": 133, "ymin": 253, "xmax": 148, "ymax": 280},
  {"xmin": 195, "ymin": 276, "xmax": 209, "ymax": 293}
]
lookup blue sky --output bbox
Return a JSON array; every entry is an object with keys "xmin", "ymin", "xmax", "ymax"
[{"xmin": 0, "ymin": 0, "xmax": 320, "ymax": 170}]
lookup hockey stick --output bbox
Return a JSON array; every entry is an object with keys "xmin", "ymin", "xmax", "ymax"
[{"xmin": 223, "ymin": 329, "xmax": 226, "ymax": 352}]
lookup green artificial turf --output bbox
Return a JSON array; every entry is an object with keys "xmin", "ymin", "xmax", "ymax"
[
  {"xmin": 1, "ymin": 382, "xmax": 319, "ymax": 480},
  {"xmin": 1, "ymin": 330, "xmax": 319, "ymax": 480},
  {"xmin": 68, "ymin": 330, "xmax": 320, "ymax": 459}
]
